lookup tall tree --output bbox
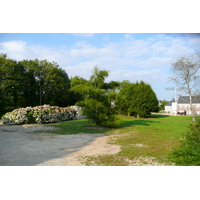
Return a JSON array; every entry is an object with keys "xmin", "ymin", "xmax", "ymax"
[
  {"xmin": 117, "ymin": 81, "xmax": 159, "ymax": 118},
  {"xmin": 69, "ymin": 76, "xmax": 87, "ymax": 105},
  {"xmin": 0, "ymin": 54, "xmax": 25, "ymax": 112},
  {"xmin": 0, "ymin": 55, "xmax": 72, "ymax": 116},
  {"xmin": 169, "ymin": 54, "xmax": 200, "ymax": 122},
  {"xmin": 20, "ymin": 59, "xmax": 71, "ymax": 107},
  {"xmin": 71, "ymin": 66, "xmax": 119, "ymax": 127},
  {"xmin": 116, "ymin": 80, "xmax": 132, "ymax": 115}
]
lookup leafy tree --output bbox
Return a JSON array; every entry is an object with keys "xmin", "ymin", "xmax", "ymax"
[
  {"xmin": 70, "ymin": 66, "xmax": 119, "ymax": 127},
  {"xmin": 0, "ymin": 54, "xmax": 26, "ymax": 113},
  {"xmin": 18, "ymin": 59, "xmax": 39, "ymax": 107},
  {"xmin": 69, "ymin": 76, "xmax": 87, "ymax": 105},
  {"xmin": 117, "ymin": 81, "xmax": 159, "ymax": 118},
  {"xmin": 116, "ymin": 80, "xmax": 132, "ymax": 115},
  {"xmin": 169, "ymin": 53, "xmax": 200, "ymax": 122},
  {"xmin": 19, "ymin": 59, "xmax": 71, "ymax": 107},
  {"xmin": 0, "ymin": 54, "xmax": 72, "ymax": 116}
]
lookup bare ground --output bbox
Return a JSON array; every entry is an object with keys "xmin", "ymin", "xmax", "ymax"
[{"xmin": 0, "ymin": 121, "xmax": 169, "ymax": 166}]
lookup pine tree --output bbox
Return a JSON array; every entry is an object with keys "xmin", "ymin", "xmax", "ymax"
[{"xmin": 71, "ymin": 66, "xmax": 119, "ymax": 127}]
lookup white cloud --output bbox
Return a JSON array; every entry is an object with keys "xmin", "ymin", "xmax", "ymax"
[
  {"xmin": 63, "ymin": 61, "xmax": 97, "ymax": 79},
  {"xmin": 0, "ymin": 40, "xmax": 26, "ymax": 52},
  {"xmin": 124, "ymin": 34, "xmax": 131, "ymax": 39},
  {"xmin": 72, "ymin": 33, "xmax": 94, "ymax": 37},
  {"xmin": 0, "ymin": 41, "xmax": 29, "ymax": 60},
  {"xmin": 188, "ymin": 36, "xmax": 200, "ymax": 53}
]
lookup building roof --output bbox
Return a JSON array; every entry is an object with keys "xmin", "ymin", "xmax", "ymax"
[
  {"xmin": 178, "ymin": 96, "xmax": 200, "ymax": 104},
  {"xmin": 165, "ymin": 99, "xmax": 175, "ymax": 106}
]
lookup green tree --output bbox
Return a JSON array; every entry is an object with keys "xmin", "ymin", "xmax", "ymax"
[
  {"xmin": 71, "ymin": 66, "xmax": 119, "ymax": 127},
  {"xmin": 20, "ymin": 59, "xmax": 71, "ymax": 107},
  {"xmin": 159, "ymin": 100, "xmax": 168, "ymax": 112},
  {"xmin": 69, "ymin": 76, "xmax": 87, "ymax": 105},
  {"xmin": 116, "ymin": 80, "xmax": 132, "ymax": 115},
  {"xmin": 0, "ymin": 54, "xmax": 25, "ymax": 113},
  {"xmin": 18, "ymin": 59, "xmax": 39, "ymax": 107},
  {"xmin": 0, "ymin": 55, "xmax": 72, "ymax": 116},
  {"xmin": 117, "ymin": 81, "xmax": 159, "ymax": 118}
]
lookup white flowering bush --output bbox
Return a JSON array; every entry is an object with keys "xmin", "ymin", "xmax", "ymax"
[
  {"xmin": 70, "ymin": 105, "xmax": 86, "ymax": 120},
  {"xmin": 3, "ymin": 105, "xmax": 78, "ymax": 125}
]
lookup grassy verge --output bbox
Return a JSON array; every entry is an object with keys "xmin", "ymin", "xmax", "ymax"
[{"xmin": 44, "ymin": 114, "xmax": 192, "ymax": 165}]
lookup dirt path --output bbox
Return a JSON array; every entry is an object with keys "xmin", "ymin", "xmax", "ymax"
[{"xmin": 0, "ymin": 123, "xmax": 120, "ymax": 166}]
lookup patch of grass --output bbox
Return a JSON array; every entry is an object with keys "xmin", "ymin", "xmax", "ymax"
[
  {"xmin": 82, "ymin": 155, "xmax": 130, "ymax": 166},
  {"xmin": 107, "ymin": 115, "xmax": 191, "ymax": 164},
  {"xmin": 44, "ymin": 119, "xmax": 110, "ymax": 135}
]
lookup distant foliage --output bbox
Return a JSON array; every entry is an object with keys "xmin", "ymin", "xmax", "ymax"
[
  {"xmin": 169, "ymin": 116, "xmax": 200, "ymax": 166},
  {"xmin": 159, "ymin": 100, "xmax": 168, "ymax": 112},
  {"xmin": 3, "ymin": 105, "xmax": 77, "ymax": 124}
]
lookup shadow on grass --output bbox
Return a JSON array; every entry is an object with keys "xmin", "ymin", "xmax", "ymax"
[
  {"xmin": 148, "ymin": 114, "xmax": 170, "ymax": 118},
  {"xmin": 117, "ymin": 114, "xmax": 170, "ymax": 128},
  {"xmin": 46, "ymin": 114, "xmax": 171, "ymax": 135},
  {"xmin": 47, "ymin": 119, "xmax": 110, "ymax": 135}
]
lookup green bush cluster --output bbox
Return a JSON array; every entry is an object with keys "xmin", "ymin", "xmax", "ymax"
[
  {"xmin": 169, "ymin": 116, "xmax": 200, "ymax": 166},
  {"xmin": 2, "ymin": 105, "xmax": 77, "ymax": 124}
]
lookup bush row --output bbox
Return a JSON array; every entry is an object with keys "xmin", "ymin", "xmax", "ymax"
[{"xmin": 2, "ymin": 105, "xmax": 82, "ymax": 125}]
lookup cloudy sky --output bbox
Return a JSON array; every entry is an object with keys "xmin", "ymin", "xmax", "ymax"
[{"xmin": 1, "ymin": 33, "xmax": 200, "ymax": 100}]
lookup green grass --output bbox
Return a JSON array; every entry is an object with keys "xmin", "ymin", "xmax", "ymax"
[
  {"xmin": 106, "ymin": 115, "xmax": 191, "ymax": 163},
  {"xmin": 43, "ymin": 114, "xmax": 192, "ymax": 165},
  {"xmin": 44, "ymin": 119, "xmax": 110, "ymax": 135}
]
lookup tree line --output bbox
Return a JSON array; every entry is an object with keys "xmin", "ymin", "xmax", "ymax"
[
  {"xmin": 70, "ymin": 66, "xmax": 159, "ymax": 127},
  {"xmin": 0, "ymin": 54, "xmax": 159, "ymax": 124},
  {"xmin": 0, "ymin": 54, "xmax": 78, "ymax": 116}
]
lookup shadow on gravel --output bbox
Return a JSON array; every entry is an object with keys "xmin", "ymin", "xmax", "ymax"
[{"xmin": 0, "ymin": 124, "xmax": 104, "ymax": 166}]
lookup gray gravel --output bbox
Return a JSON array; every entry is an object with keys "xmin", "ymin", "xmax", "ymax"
[{"xmin": 0, "ymin": 122, "xmax": 103, "ymax": 166}]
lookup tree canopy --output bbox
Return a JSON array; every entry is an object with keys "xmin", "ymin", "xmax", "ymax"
[
  {"xmin": 117, "ymin": 81, "xmax": 159, "ymax": 118},
  {"xmin": 0, "ymin": 54, "xmax": 73, "ymax": 116},
  {"xmin": 70, "ymin": 66, "xmax": 120, "ymax": 127}
]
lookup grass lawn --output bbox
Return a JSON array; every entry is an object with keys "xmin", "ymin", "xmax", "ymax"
[
  {"xmin": 45, "ymin": 114, "xmax": 192, "ymax": 165},
  {"xmin": 45, "ymin": 119, "xmax": 110, "ymax": 135}
]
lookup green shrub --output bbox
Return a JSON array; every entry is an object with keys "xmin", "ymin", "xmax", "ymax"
[{"xmin": 169, "ymin": 116, "xmax": 200, "ymax": 166}]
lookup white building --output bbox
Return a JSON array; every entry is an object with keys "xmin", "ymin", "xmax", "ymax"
[{"xmin": 165, "ymin": 96, "xmax": 200, "ymax": 115}]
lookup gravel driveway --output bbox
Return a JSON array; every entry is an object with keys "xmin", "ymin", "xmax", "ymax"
[{"xmin": 0, "ymin": 121, "xmax": 107, "ymax": 166}]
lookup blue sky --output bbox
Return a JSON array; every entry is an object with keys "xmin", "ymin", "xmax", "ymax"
[{"xmin": 1, "ymin": 33, "xmax": 200, "ymax": 100}]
